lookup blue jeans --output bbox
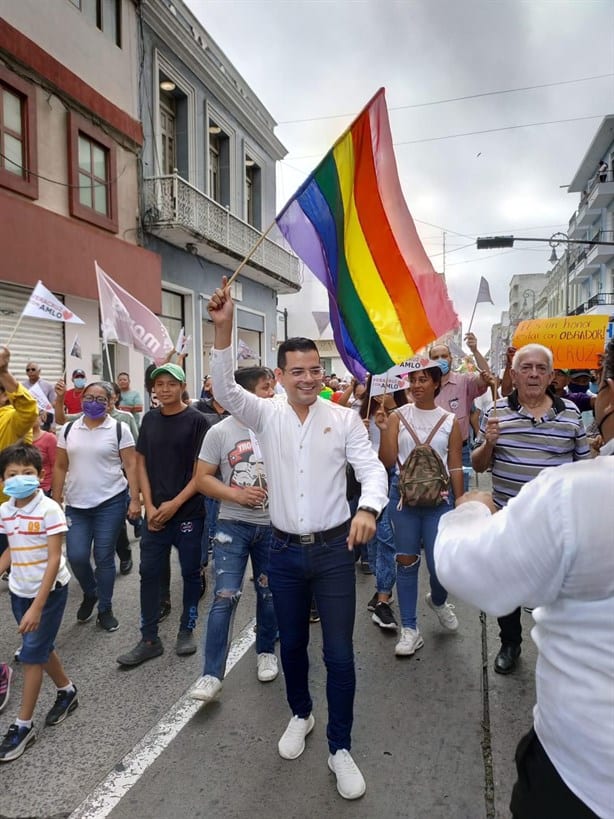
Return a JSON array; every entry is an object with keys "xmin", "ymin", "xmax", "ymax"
[
  {"xmin": 462, "ymin": 441, "xmax": 472, "ymax": 492},
  {"xmin": 66, "ymin": 489, "xmax": 127, "ymax": 613},
  {"xmin": 203, "ymin": 519, "xmax": 277, "ymax": 679},
  {"xmin": 268, "ymin": 528, "xmax": 356, "ymax": 754},
  {"xmin": 139, "ymin": 517, "xmax": 203, "ymax": 641},
  {"xmin": 389, "ymin": 477, "xmax": 451, "ymax": 629},
  {"xmin": 200, "ymin": 496, "xmax": 220, "ymax": 566},
  {"xmin": 366, "ymin": 502, "xmax": 396, "ymax": 595},
  {"xmin": 11, "ymin": 583, "xmax": 68, "ymax": 664}
]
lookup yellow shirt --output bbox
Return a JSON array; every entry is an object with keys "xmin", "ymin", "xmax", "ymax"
[{"xmin": 0, "ymin": 383, "xmax": 38, "ymax": 502}]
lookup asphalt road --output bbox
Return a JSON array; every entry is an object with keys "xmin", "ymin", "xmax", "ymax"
[{"xmin": 0, "ymin": 495, "xmax": 537, "ymax": 818}]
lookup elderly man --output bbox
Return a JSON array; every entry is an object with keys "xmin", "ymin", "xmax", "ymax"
[
  {"xmin": 429, "ymin": 333, "xmax": 491, "ymax": 490},
  {"xmin": 471, "ymin": 343, "xmax": 590, "ymax": 674},
  {"xmin": 207, "ymin": 277, "xmax": 388, "ymax": 801},
  {"xmin": 434, "ymin": 341, "xmax": 614, "ymax": 819},
  {"xmin": 21, "ymin": 362, "xmax": 56, "ymax": 430}
]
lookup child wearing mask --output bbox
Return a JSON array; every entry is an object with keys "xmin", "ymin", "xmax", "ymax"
[{"xmin": 0, "ymin": 444, "xmax": 77, "ymax": 762}]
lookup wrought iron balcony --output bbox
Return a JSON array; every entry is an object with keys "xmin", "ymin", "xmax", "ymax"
[
  {"xmin": 567, "ymin": 292, "xmax": 614, "ymax": 316},
  {"xmin": 142, "ymin": 174, "xmax": 301, "ymax": 294}
]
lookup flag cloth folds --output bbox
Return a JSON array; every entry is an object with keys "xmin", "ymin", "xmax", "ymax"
[
  {"xmin": 95, "ymin": 262, "xmax": 174, "ymax": 364},
  {"xmin": 69, "ymin": 334, "xmax": 82, "ymax": 359},
  {"xmin": 476, "ymin": 276, "xmax": 494, "ymax": 305},
  {"xmin": 276, "ymin": 88, "xmax": 458, "ymax": 378},
  {"xmin": 21, "ymin": 281, "xmax": 85, "ymax": 324}
]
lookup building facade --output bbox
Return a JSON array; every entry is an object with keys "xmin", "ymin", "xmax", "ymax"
[
  {"xmin": 138, "ymin": 0, "xmax": 300, "ymax": 392},
  {"xmin": 0, "ymin": 0, "xmax": 161, "ymax": 384}
]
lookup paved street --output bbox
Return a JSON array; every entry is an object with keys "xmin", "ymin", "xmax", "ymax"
[{"xmin": 1, "ymin": 500, "xmax": 537, "ymax": 819}]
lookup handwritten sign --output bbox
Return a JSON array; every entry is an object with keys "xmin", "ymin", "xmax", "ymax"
[{"xmin": 512, "ymin": 316, "xmax": 608, "ymax": 368}]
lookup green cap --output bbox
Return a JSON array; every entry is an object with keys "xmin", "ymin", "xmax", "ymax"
[{"xmin": 150, "ymin": 363, "xmax": 186, "ymax": 383}]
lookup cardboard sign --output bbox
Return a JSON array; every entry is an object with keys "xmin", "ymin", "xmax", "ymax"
[{"xmin": 512, "ymin": 315, "xmax": 608, "ymax": 368}]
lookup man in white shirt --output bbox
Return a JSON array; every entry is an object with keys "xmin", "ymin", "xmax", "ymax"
[
  {"xmin": 433, "ymin": 340, "xmax": 614, "ymax": 819},
  {"xmin": 208, "ymin": 278, "xmax": 388, "ymax": 801}
]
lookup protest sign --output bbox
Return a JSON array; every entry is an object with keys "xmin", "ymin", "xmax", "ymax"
[{"xmin": 512, "ymin": 315, "xmax": 608, "ymax": 368}]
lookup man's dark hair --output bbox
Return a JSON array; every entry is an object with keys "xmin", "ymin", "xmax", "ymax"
[
  {"xmin": 235, "ymin": 367, "xmax": 271, "ymax": 393},
  {"xmin": 277, "ymin": 337, "xmax": 319, "ymax": 369},
  {"xmin": 0, "ymin": 443, "xmax": 43, "ymax": 478}
]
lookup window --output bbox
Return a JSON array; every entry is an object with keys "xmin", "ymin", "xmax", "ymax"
[
  {"xmin": 208, "ymin": 122, "xmax": 230, "ymax": 206},
  {"xmin": 244, "ymin": 157, "xmax": 261, "ymax": 229},
  {"xmin": 237, "ymin": 308, "xmax": 264, "ymax": 367},
  {"xmin": 73, "ymin": 0, "xmax": 121, "ymax": 46},
  {"xmin": 0, "ymin": 66, "xmax": 38, "ymax": 199},
  {"xmin": 160, "ymin": 289, "xmax": 184, "ymax": 346},
  {"xmin": 68, "ymin": 112, "xmax": 118, "ymax": 232},
  {"xmin": 159, "ymin": 91, "xmax": 176, "ymax": 175}
]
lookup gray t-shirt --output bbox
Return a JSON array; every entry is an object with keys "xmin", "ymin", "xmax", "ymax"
[{"xmin": 198, "ymin": 415, "xmax": 270, "ymax": 525}]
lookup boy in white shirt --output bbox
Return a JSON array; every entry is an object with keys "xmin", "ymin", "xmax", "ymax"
[{"xmin": 0, "ymin": 444, "xmax": 77, "ymax": 762}]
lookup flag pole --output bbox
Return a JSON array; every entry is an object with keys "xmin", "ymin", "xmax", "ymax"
[
  {"xmin": 466, "ymin": 296, "xmax": 479, "ymax": 335},
  {"xmin": 5, "ymin": 314, "xmax": 25, "ymax": 347},
  {"xmin": 226, "ymin": 219, "xmax": 277, "ymax": 287}
]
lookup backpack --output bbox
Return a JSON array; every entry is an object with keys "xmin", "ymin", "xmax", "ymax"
[
  {"xmin": 396, "ymin": 411, "xmax": 449, "ymax": 508},
  {"xmin": 64, "ymin": 418, "xmax": 123, "ymax": 449}
]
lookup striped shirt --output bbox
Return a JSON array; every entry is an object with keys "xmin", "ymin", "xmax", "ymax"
[
  {"xmin": 0, "ymin": 490, "xmax": 70, "ymax": 598},
  {"xmin": 480, "ymin": 390, "xmax": 591, "ymax": 508}
]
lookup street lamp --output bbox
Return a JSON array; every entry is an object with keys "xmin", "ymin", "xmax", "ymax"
[{"xmin": 522, "ymin": 288, "xmax": 536, "ymax": 318}]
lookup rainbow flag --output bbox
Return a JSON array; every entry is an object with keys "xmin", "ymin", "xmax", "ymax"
[{"xmin": 276, "ymin": 88, "xmax": 458, "ymax": 378}]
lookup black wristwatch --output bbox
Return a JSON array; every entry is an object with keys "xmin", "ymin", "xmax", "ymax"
[{"xmin": 358, "ymin": 506, "xmax": 380, "ymax": 519}]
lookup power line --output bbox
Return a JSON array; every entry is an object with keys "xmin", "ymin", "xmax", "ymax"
[{"xmin": 277, "ymin": 73, "xmax": 614, "ymax": 125}]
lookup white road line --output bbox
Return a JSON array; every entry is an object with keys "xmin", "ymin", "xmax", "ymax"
[{"xmin": 69, "ymin": 620, "xmax": 256, "ymax": 819}]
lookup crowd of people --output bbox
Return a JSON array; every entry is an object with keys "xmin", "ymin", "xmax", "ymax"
[{"xmin": 0, "ymin": 292, "xmax": 611, "ymax": 814}]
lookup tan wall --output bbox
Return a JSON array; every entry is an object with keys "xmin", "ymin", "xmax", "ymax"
[{"xmin": 0, "ymin": 0, "xmax": 139, "ymax": 117}]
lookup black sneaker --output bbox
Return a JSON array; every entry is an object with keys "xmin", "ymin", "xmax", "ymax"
[
  {"xmin": 76, "ymin": 595, "xmax": 98, "ymax": 623},
  {"xmin": 309, "ymin": 601, "xmax": 320, "ymax": 623},
  {"xmin": 360, "ymin": 560, "xmax": 373, "ymax": 575},
  {"xmin": 367, "ymin": 593, "xmax": 394, "ymax": 612},
  {"xmin": 45, "ymin": 686, "xmax": 78, "ymax": 726},
  {"xmin": 158, "ymin": 601, "xmax": 172, "ymax": 623},
  {"xmin": 0, "ymin": 723, "xmax": 36, "ymax": 762},
  {"xmin": 371, "ymin": 601, "xmax": 398, "ymax": 630},
  {"xmin": 119, "ymin": 558, "xmax": 133, "ymax": 575},
  {"xmin": 97, "ymin": 610, "xmax": 119, "ymax": 632},
  {"xmin": 175, "ymin": 630, "xmax": 197, "ymax": 656},
  {"xmin": 117, "ymin": 639, "xmax": 164, "ymax": 667}
]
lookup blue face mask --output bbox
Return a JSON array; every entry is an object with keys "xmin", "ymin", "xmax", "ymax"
[
  {"xmin": 3, "ymin": 474, "xmax": 40, "ymax": 499},
  {"xmin": 435, "ymin": 359, "xmax": 450, "ymax": 375},
  {"xmin": 73, "ymin": 377, "xmax": 86, "ymax": 389}
]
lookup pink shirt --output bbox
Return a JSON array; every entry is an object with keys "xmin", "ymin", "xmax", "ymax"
[
  {"xmin": 32, "ymin": 431, "xmax": 57, "ymax": 492},
  {"xmin": 435, "ymin": 372, "xmax": 487, "ymax": 441}
]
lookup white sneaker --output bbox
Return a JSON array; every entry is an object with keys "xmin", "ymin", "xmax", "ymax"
[
  {"xmin": 257, "ymin": 653, "xmax": 279, "ymax": 683},
  {"xmin": 328, "ymin": 749, "xmax": 366, "ymax": 799},
  {"xmin": 278, "ymin": 714, "xmax": 315, "ymax": 760},
  {"xmin": 426, "ymin": 593, "xmax": 459, "ymax": 631},
  {"xmin": 395, "ymin": 627, "xmax": 424, "ymax": 656},
  {"xmin": 189, "ymin": 675, "xmax": 222, "ymax": 702}
]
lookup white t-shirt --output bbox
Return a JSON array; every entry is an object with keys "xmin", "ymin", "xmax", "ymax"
[
  {"xmin": 395, "ymin": 404, "xmax": 454, "ymax": 474},
  {"xmin": 0, "ymin": 491, "xmax": 70, "ymax": 598},
  {"xmin": 57, "ymin": 415, "xmax": 134, "ymax": 507}
]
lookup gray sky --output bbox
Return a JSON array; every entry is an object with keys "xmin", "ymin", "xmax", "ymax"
[{"xmin": 186, "ymin": 0, "xmax": 614, "ymax": 352}]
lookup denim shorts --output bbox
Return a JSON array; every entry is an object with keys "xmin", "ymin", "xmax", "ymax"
[{"xmin": 10, "ymin": 583, "xmax": 69, "ymax": 664}]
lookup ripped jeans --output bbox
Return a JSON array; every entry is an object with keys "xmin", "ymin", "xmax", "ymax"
[{"xmin": 203, "ymin": 519, "xmax": 277, "ymax": 680}]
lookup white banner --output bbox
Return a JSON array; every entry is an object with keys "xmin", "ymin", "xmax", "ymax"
[
  {"xmin": 26, "ymin": 381, "xmax": 53, "ymax": 412},
  {"xmin": 21, "ymin": 281, "xmax": 84, "ymax": 324},
  {"xmin": 95, "ymin": 262, "xmax": 174, "ymax": 364},
  {"xmin": 370, "ymin": 356, "xmax": 434, "ymax": 397}
]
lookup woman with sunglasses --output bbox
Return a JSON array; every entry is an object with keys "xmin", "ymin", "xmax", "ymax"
[{"xmin": 51, "ymin": 382, "xmax": 140, "ymax": 631}]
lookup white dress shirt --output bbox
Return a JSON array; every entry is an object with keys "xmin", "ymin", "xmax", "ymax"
[
  {"xmin": 434, "ymin": 458, "xmax": 614, "ymax": 818},
  {"xmin": 211, "ymin": 346, "xmax": 388, "ymax": 533}
]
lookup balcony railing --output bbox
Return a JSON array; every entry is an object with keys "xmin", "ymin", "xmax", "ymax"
[
  {"xmin": 567, "ymin": 292, "xmax": 614, "ymax": 316},
  {"xmin": 142, "ymin": 174, "xmax": 300, "ymax": 292}
]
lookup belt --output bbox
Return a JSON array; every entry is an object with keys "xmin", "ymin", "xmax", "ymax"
[{"xmin": 272, "ymin": 520, "xmax": 350, "ymax": 545}]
